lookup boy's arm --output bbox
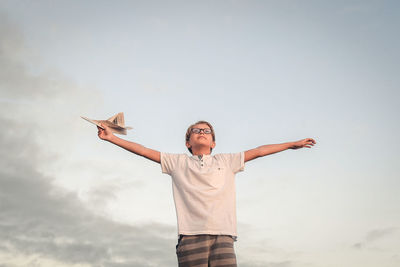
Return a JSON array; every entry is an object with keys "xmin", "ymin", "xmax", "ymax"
[
  {"xmin": 244, "ymin": 138, "xmax": 316, "ymax": 162},
  {"xmin": 97, "ymin": 124, "xmax": 161, "ymax": 164}
]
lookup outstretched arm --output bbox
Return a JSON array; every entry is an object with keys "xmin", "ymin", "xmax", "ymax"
[
  {"xmin": 244, "ymin": 138, "xmax": 316, "ymax": 162},
  {"xmin": 97, "ymin": 124, "xmax": 161, "ymax": 163}
]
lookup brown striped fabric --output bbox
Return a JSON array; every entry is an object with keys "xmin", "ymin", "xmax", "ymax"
[{"xmin": 176, "ymin": 235, "xmax": 237, "ymax": 267}]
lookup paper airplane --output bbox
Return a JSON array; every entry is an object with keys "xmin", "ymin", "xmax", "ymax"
[{"xmin": 81, "ymin": 112, "xmax": 133, "ymax": 135}]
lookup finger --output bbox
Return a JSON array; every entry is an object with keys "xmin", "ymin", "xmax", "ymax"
[{"xmin": 306, "ymin": 139, "xmax": 315, "ymax": 144}]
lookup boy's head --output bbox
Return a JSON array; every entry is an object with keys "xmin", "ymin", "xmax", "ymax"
[{"xmin": 185, "ymin": 120, "xmax": 216, "ymax": 154}]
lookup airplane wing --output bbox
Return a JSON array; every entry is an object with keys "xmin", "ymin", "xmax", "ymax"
[{"xmin": 81, "ymin": 116, "xmax": 104, "ymax": 129}]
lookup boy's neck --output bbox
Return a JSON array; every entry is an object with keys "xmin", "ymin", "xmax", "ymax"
[{"xmin": 191, "ymin": 147, "xmax": 211, "ymax": 156}]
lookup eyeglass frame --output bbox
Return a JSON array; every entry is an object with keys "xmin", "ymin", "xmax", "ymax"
[{"xmin": 191, "ymin": 128, "xmax": 212, "ymax": 134}]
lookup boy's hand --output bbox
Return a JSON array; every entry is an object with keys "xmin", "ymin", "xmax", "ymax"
[
  {"xmin": 97, "ymin": 123, "xmax": 114, "ymax": 141},
  {"xmin": 290, "ymin": 138, "xmax": 316, "ymax": 149}
]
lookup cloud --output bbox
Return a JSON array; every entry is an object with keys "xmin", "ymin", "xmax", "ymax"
[
  {"xmin": 0, "ymin": 15, "xmax": 178, "ymax": 267},
  {"xmin": 0, "ymin": 111, "xmax": 178, "ymax": 267},
  {"xmin": 353, "ymin": 227, "xmax": 399, "ymax": 250},
  {"xmin": 239, "ymin": 260, "xmax": 292, "ymax": 267}
]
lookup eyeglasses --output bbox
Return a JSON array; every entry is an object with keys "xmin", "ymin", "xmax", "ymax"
[{"xmin": 191, "ymin": 128, "xmax": 212, "ymax": 134}]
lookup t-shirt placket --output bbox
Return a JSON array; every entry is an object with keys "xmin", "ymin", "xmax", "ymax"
[{"xmin": 199, "ymin": 155, "xmax": 204, "ymax": 167}]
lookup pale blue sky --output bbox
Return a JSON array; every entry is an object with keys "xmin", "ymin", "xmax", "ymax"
[{"xmin": 1, "ymin": 1, "xmax": 399, "ymax": 266}]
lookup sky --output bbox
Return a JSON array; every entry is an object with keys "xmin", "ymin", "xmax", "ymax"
[{"xmin": 0, "ymin": 0, "xmax": 399, "ymax": 266}]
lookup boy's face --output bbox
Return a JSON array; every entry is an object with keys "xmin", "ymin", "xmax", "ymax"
[{"xmin": 186, "ymin": 123, "xmax": 216, "ymax": 153}]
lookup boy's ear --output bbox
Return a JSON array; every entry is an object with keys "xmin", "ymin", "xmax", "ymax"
[{"xmin": 211, "ymin": 141, "xmax": 216, "ymax": 149}]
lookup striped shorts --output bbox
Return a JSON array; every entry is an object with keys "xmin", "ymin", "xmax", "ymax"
[{"xmin": 176, "ymin": 235, "xmax": 237, "ymax": 267}]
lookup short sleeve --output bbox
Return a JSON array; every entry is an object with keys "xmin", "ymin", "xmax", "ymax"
[
  {"xmin": 219, "ymin": 152, "xmax": 245, "ymax": 174},
  {"xmin": 160, "ymin": 152, "xmax": 180, "ymax": 175}
]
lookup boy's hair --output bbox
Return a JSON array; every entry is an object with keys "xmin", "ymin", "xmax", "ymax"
[{"xmin": 185, "ymin": 120, "xmax": 216, "ymax": 154}]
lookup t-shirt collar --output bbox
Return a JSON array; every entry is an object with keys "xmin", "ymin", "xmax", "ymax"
[{"xmin": 191, "ymin": 154, "xmax": 212, "ymax": 160}]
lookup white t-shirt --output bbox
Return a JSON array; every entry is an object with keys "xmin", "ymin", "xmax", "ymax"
[{"xmin": 161, "ymin": 152, "xmax": 245, "ymax": 238}]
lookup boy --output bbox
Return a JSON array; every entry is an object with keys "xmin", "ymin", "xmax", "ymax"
[{"xmin": 97, "ymin": 120, "xmax": 316, "ymax": 267}]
